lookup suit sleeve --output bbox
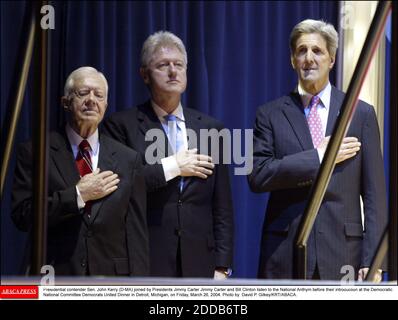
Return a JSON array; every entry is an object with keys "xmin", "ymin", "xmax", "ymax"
[
  {"xmin": 126, "ymin": 154, "xmax": 150, "ymax": 276},
  {"xmin": 212, "ymin": 123, "xmax": 234, "ymax": 268},
  {"xmin": 102, "ymin": 115, "xmax": 168, "ymax": 192},
  {"xmin": 248, "ymin": 106, "xmax": 320, "ymax": 193},
  {"xmin": 11, "ymin": 143, "xmax": 80, "ymax": 232},
  {"xmin": 360, "ymin": 106, "xmax": 388, "ymax": 268}
]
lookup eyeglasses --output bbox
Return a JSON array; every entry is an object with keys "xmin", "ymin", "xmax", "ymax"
[{"xmin": 72, "ymin": 88, "xmax": 106, "ymax": 101}]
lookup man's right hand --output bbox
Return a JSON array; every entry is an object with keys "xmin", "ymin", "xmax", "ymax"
[
  {"xmin": 174, "ymin": 148, "xmax": 215, "ymax": 179},
  {"xmin": 317, "ymin": 136, "xmax": 361, "ymax": 164},
  {"xmin": 77, "ymin": 168, "xmax": 120, "ymax": 202}
]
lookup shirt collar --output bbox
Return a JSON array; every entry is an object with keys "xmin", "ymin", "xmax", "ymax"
[
  {"xmin": 298, "ymin": 81, "xmax": 331, "ymax": 110},
  {"xmin": 151, "ymin": 100, "xmax": 185, "ymax": 123},
  {"xmin": 65, "ymin": 123, "xmax": 99, "ymax": 154}
]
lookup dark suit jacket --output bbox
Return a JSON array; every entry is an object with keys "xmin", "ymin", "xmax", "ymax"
[
  {"xmin": 248, "ymin": 86, "xmax": 387, "ymax": 280},
  {"xmin": 102, "ymin": 101, "xmax": 234, "ymax": 277},
  {"xmin": 12, "ymin": 130, "xmax": 149, "ymax": 276}
]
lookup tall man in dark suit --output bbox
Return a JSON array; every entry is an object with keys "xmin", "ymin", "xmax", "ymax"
[
  {"xmin": 12, "ymin": 67, "xmax": 149, "ymax": 276},
  {"xmin": 248, "ymin": 19, "xmax": 387, "ymax": 281},
  {"xmin": 103, "ymin": 31, "xmax": 234, "ymax": 278}
]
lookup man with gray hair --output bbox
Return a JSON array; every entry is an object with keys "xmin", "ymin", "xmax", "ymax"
[
  {"xmin": 249, "ymin": 19, "xmax": 387, "ymax": 281},
  {"xmin": 12, "ymin": 66, "xmax": 149, "ymax": 276},
  {"xmin": 103, "ymin": 31, "xmax": 234, "ymax": 278}
]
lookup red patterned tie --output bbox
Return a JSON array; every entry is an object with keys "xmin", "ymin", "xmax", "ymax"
[
  {"xmin": 76, "ymin": 140, "xmax": 92, "ymax": 214},
  {"xmin": 307, "ymin": 96, "xmax": 323, "ymax": 148}
]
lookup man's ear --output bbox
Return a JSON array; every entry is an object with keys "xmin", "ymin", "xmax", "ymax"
[
  {"xmin": 61, "ymin": 96, "xmax": 70, "ymax": 110},
  {"xmin": 329, "ymin": 56, "xmax": 336, "ymax": 69},
  {"xmin": 290, "ymin": 55, "xmax": 296, "ymax": 70},
  {"xmin": 140, "ymin": 67, "xmax": 150, "ymax": 84}
]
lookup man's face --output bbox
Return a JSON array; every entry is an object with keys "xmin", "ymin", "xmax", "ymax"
[
  {"xmin": 63, "ymin": 74, "xmax": 108, "ymax": 129},
  {"xmin": 141, "ymin": 46, "xmax": 187, "ymax": 98},
  {"xmin": 291, "ymin": 33, "xmax": 335, "ymax": 92}
]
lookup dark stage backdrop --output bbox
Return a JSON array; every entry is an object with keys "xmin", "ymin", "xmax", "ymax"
[{"xmin": 1, "ymin": 1, "xmax": 338, "ymax": 277}]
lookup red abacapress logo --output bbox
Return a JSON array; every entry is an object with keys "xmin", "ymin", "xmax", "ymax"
[{"xmin": 0, "ymin": 286, "xmax": 39, "ymax": 299}]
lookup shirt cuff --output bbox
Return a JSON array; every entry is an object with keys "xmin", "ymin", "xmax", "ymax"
[
  {"xmin": 75, "ymin": 186, "xmax": 86, "ymax": 209},
  {"xmin": 214, "ymin": 270, "xmax": 228, "ymax": 280},
  {"xmin": 161, "ymin": 156, "xmax": 181, "ymax": 182}
]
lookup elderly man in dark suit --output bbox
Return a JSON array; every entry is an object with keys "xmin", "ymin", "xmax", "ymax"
[
  {"xmin": 248, "ymin": 19, "xmax": 387, "ymax": 281},
  {"xmin": 103, "ymin": 31, "xmax": 234, "ymax": 278},
  {"xmin": 12, "ymin": 66, "xmax": 149, "ymax": 276}
]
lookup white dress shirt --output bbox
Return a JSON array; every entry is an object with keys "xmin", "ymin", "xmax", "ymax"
[
  {"xmin": 66, "ymin": 123, "xmax": 100, "ymax": 208},
  {"xmin": 151, "ymin": 101, "xmax": 188, "ymax": 182},
  {"xmin": 298, "ymin": 82, "xmax": 332, "ymax": 162}
]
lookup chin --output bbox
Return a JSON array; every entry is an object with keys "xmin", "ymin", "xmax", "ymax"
[
  {"xmin": 302, "ymin": 76, "xmax": 319, "ymax": 84},
  {"xmin": 165, "ymin": 88, "xmax": 185, "ymax": 94},
  {"xmin": 81, "ymin": 116, "xmax": 99, "ymax": 124}
]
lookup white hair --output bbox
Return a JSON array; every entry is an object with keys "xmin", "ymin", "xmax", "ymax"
[
  {"xmin": 141, "ymin": 31, "xmax": 188, "ymax": 67},
  {"xmin": 290, "ymin": 19, "xmax": 339, "ymax": 57},
  {"xmin": 64, "ymin": 66, "xmax": 108, "ymax": 98}
]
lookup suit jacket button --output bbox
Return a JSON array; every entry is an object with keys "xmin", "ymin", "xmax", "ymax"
[
  {"xmin": 86, "ymin": 230, "xmax": 92, "ymax": 238},
  {"xmin": 178, "ymin": 200, "xmax": 182, "ymax": 206},
  {"xmin": 174, "ymin": 228, "xmax": 182, "ymax": 236},
  {"xmin": 81, "ymin": 259, "xmax": 87, "ymax": 267}
]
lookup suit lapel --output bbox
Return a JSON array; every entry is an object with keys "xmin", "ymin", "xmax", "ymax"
[
  {"xmin": 51, "ymin": 131, "xmax": 89, "ymax": 226},
  {"xmin": 137, "ymin": 101, "xmax": 167, "ymax": 158},
  {"xmin": 282, "ymin": 92, "xmax": 314, "ymax": 150},
  {"xmin": 181, "ymin": 108, "xmax": 203, "ymax": 192},
  {"xmin": 50, "ymin": 131, "xmax": 80, "ymax": 187},
  {"xmin": 184, "ymin": 108, "xmax": 202, "ymax": 150},
  {"xmin": 326, "ymin": 86, "xmax": 343, "ymax": 136},
  {"xmin": 89, "ymin": 135, "xmax": 117, "ymax": 223}
]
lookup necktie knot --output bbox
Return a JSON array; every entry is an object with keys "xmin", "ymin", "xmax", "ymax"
[
  {"xmin": 79, "ymin": 139, "xmax": 91, "ymax": 153},
  {"xmin": 309, "ymin": 95, "xmax": 320, "ymax": 109},
  {"xmin": 164, "ymin": 114, "xmax": 178, "ymax": 122}
]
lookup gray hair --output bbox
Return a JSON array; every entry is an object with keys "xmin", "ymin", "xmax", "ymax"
[
  {"xmin": 289, "ymin": 19, "xmax": 339, "ymax": 57},
  {"xmin": 64, "ymin": 66, "xmax": 108, "ymax": 98},
  {"xmin": 141, "ymin": 31, "xmax": 188, "ymax": 67}
]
